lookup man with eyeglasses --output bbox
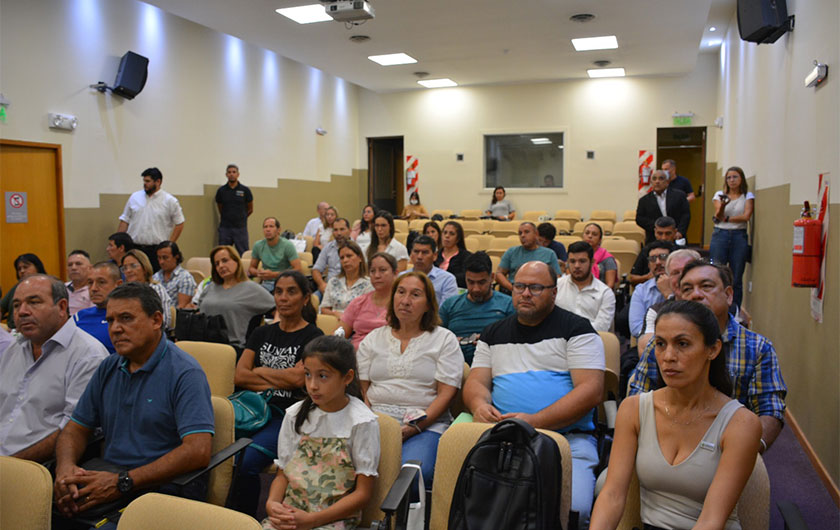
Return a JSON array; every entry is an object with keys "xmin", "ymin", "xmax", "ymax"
[
  {"xmin": 628, "ymin": 240, "xmax": 675, "ymax": 337},
  {"xmin": 465, "ymin": 261, "xmax": 605, "ymax": 525},
  {"xmin": 439, "ymin": 252, "xmax": 514, "ymax": 365},
  {"xmin": 628, "ymin": 216, "xmax": 680, "ymax": 286}
]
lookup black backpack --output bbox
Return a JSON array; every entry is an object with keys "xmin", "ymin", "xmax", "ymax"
[{"xmin": 448, "ymin": 418, "xmax": 563, "ymax": 530}]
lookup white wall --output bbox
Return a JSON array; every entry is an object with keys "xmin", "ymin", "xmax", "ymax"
[
  {"xmin": 359, "ymin": 54, "xmax": 720, "ymax": 219},
  {"xmin": 0, "ymin": 0, "xmax": 361, "ymax": 208}
]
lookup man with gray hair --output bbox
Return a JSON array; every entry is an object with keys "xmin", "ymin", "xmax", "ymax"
[
  {"xmin": 635, "ymin": 169, "xmax": 690, "ymax": 244},
  {"xmin": 74, "ymin": 261, "xmax": 124, "ymax": 353},
  {"xmin": 0, "ymin": 275, "xmax": 108, "ymax": 460},
  {"xmin": 303, "ymin": 201, "xmax": 330, "ymax": 238}
]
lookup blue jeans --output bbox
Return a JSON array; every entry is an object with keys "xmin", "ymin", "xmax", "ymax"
[
  {"xmin": 402, "ymin": 429, "xmax": 441, "ymax": 488},
  {"xmin": 229, "ymin": 414, "xmax": 285, "ymax": 516},
  {"xmin": 567, "ymin": 433, "xmax": 599, "ymax": 529},
  {"xmin": 219, "ymin": 226, "xmax": 250, "ymax": 256},
  {"xmin": 709, "ymin": 228, "xmax": 749, "ymax": 307}
]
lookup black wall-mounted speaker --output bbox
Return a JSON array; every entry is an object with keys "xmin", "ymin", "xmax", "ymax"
[
  {"xmin": 112, "ymin": 51, "xmax": 149, "ymax": 100},
  {"xmin": 737, "ymin": 0, "xmax": 793, "ymax": 44}
]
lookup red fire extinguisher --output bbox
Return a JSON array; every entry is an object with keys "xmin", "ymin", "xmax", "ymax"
[{"xmin": 792, "ymin": 201, "xmax": 822, "ymax": 287}]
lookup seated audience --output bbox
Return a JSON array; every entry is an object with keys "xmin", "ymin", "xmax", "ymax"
[
  {"xmin": 314, "ymin": 206, "xmax": 338, "ymax": 251},
  {"xmin": 628, "ymin": 241, "xmax": 674, "ymax": 337},
  {"xmin": 363, "ymin": 211, "xmax": 409, "ymax": 272},
  {"xmin": 198, "ymin": 245, "xmax": 275, "ymax": 350},
  {"xmin": 54, "ymin": 283, "xmax": 214, "ymax": 522},
  {"xmin": 74, "ymin": 261, "xmax": 124, "ymax": 353},
  {"xmin": 592, "ymin": 300, "xmax": 761, "ymax": 530},
  {"xmin": 231, "ymin": 271, "xmax": 324, "ymax": 516},
  {"xmin": 464, "ymin": 261, "xmax": 605, "ymax": 526},
  {"xmin": 249, "ymin": 217, "xmax": 302, "ymax": 293},
  {"xmin": 404, "ymin": 235, "xmax": 458, "ymax": 305},
  {"xmin": 0, "ymin": 253, "xmax": 47, "ymax": 329},
  {"xmin": 357, "ymin": 272, "xmax": 464, "ymax": 487},
  {"xmin": 321, "ymin": 241, "xmax": 373, "ymax": 319},
  {"xmin": 485, "ymin": 186, "xmax": 516, "ymax": 220},
  {"xmin": 636, "ymin": 169, "xmax": 690, "ymax": 244},
  {"xmin": 351, "ymin": 203, "xmax": 377, "ymax": 248},
  {"xmin": 422, "ymin": 221, "xmax": 442, "ymax": 252},
  {"xmin": 555, "ymin": 241, "xmax": 616, "ymax": 332},
  {"xmin": 341, "ymin": 253, "xmax": 397, "ymax": 349},
  {"xmin": 120, "ymin": 250, "xmax": 173, "ymax": 329},
  {"xmin": 401, "ymin": 191, "xmax": 430, "ymax": 220},
  {"xmin": 537, "ymin": 222, "xmax": 568, "ymax": 265},
  {"xmin": 263, "ymin": 336, "xmax": 379, "ymax": 530},
  {"xmin": 303, "ymin": 201, "xmax": 329, "ymax": 239},
  {"xmin": 630, "ymin": 261, "xmax": 787, "ymax": 453},
  {"xmin": 435, "ymin": 221, "xmax": 472, "ymax": 288},
  {"xmin": 106, "ymin": 232, "xmax": 134, "ymax": 269},
  {"xmin": 66, "ymin": 250, "xmax": 94, "ymax": 315},
  {"xmin": 313, "ymin": 217, "xmax": 352, "ymax": 295},
  {"xmin": 629, "ymin": 216, "xmax": 679, "ymax": 286},
  {"xmin": 0, "ymin": 275, "xmax": 107, "ymax": 460},
  {"xmin": 496, "ymin": 222, "xmax": 561, "ymax": 293},
  {"xmin": 439, "ymin": 252, "xmax": 514, "ymax": 365},
  {"xmin": 581, "ymin": 222, "xmax": 617, "ymax": 289},
  {"xmin": 153, "ymin": 241, "xmax": 196, "ymax": 308}
]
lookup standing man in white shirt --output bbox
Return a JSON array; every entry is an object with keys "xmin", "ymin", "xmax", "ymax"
[
  {"xmin": 555, "ymin": 241, "xmax": 615, "ymax": 332},
  {"xmin": 117, "ymin": 167, "xmax": 185, "ymax": 272},
  {"xmin": 65, "ymin": 250, "xmax": 94, "ymax": 316}
]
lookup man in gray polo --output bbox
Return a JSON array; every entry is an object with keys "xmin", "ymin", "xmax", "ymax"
[{"xmin": 0, "ymin": 275, "xmax": 108, "ymax": 461}]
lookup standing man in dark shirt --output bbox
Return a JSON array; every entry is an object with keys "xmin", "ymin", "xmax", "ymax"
[
  {"xmin": 661, "ymin": 159, "xmax": 695, "ymax": 202},
  {"xmin": 215, "ymin": 164, "xmax": 254, "ymax": 255}
]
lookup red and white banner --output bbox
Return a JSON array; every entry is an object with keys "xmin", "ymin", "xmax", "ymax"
[
  {"xmin": 810, "ymin": 174, "xmax": 830, "ymax": 322},
  {"xmin": 405, "ymin": 155, "xmax": 419, "ymax": 202},
  {"xmin": 638, "ymin": 150, "xmax": 654, "ymax": 197}
]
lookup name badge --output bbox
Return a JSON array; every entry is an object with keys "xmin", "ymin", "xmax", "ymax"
[{"xmin": 699, "ymin": 441, "xmax": 716, "ymax": 452}]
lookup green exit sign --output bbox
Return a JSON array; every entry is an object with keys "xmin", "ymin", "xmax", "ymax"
[{"xmin": 673, "ymin": 115, "xmax": 693, "ymax": 126}]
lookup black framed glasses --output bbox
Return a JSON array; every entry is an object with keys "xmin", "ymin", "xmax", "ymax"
[{"xmin": 512, "ymin": 282, "xmax": 555, "ymax": 295}]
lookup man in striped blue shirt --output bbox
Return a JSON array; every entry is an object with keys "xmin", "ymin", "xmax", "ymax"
[
  {"xmin": 465, "ymin": 261, "xmax": 605, "ymax": 526},
  {"xmin": 629, "ymin": 261, "xmax": 787, "ymax": 454}
]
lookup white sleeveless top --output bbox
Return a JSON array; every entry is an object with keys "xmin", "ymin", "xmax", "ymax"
[{"xmin": 714, "ymin": 191, "xmax": 755, "ymax": 230}]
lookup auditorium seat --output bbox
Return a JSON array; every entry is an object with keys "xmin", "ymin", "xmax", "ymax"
[
  {"xmin": 523, "ymin": 210, "xmax": 547, "ymax": 221},
  {"xmin": 554, "ymin": 209, "xmax": 581, "ymax": 227},
  {"xmin": 459, "ymin": 209, "xmax": 483, "ymax": 220},
  {"xmin": 550, "ymin": 219, "xmax": 571, "ymax": 235},
  {"xmin": 612, "ymin": 222, "xmax": 646, "ymax": 244},
  {"xmin": 489, "ymin": 221, "xmax": 519, "ymax": 237},
  {"xmin": 431, "ymin": 209, "xmax": 453, "ymax": 218},
  {"xmin": 409, "ymin": 219, "xmax": 427, "ymax": 232},
  {"xmin": 185, "ymin": 257, "xmax": 212, "ymax": 279},
  {"xmin": 590, "ymin": 209, "xmax": 617, "ymax": 223},
  {"xmin": 393, "ymin": 219, "xmax": 408, "ymax": 233},
  {"xmin": 622, "ymin": 209, "xmax": 636, "ymax": 221}
]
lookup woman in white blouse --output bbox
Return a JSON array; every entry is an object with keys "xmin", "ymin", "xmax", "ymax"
[
  {"xmin": 320, "ymin": 241, "xmax": 373, "ymax": 319},
  {"xmin": 363, "ymin": 211, "xmax": 409, "ymax": 272},
  {"xmin": 710, "ymin": 166, "xmax": 754, "ymax": 307},
  {"xmin": 357, "ymin": 271, "xmax": 464, "ymax": 487}
]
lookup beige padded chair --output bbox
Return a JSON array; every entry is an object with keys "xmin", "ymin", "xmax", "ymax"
[
  {"xmin": 207, "ymin": 396, "xmax": 237, "ymax": 506},
  {"xmin": 490, "ymin": 221, "xmax": 519, "ymax": 237},
  {"xmin": 409, "ymin": 219, "xmax": 427, "ymax": 232},
  {"xmin": 449, "ymin": 363, "xmax": 471, "ymax": 418},
  {"xmin": 550, "ymin": 219, "xmax": 571, "ymax": 235},
  {"xmin": 556, "ymin": 235, "xmax": 582, "ymax": 248},
  {"xmin": 298, "ymin": 251, "xmax": 314, "ymax": 266},
  {"xmin": 184, "ymin": 257, "xmax": 212, "ymax": 279},
  {"xmin": 598, "ymin": 331, "xmax": 620, "ymax": 397},
  {"xmin": 523, "ymin": 210, "xmax": 547, "ymax": 221},
  {"xmin": 360, "ymin": 413, "xmax": 403, "ymax": 526},
  {"xmin": 554, "ymin": 209, "xmax": 582, "ymax": 227},
  {"xmin": 469, "ymin": 234, "xmax": 494, "ymax": 251},
  {"xmin": 117, "ymin": 493, "xmax": 262, "ymax": 529},
  {"xmin": 602, "ymin": 239, "xmax": 641, "ymax": 278},
  {"xmin": 310, "ymin": 295, "xmax": 320, "ymax": 313},
  {"xmin": 299, "ymin": 261, "xmax": 311, "ymax": 277},
  {"xmin": 431, "ymin": 209, "xmax": 453, "ymax": 218},
  {"xmin": 304, "ymin": 235, "xmax": 314, "ymax": 252},
  {"xmin": 188, "ymin": 269, "xmax": 205, "ymax": 284},
  {"xmin": 429, "ymin": 422, "xmax": 573, "ymax": 530},
  {"xmin": 316, "ymin": 313, "xmax": 341, "ymax": 335},
  {"xmin": 487, "ymin": 235, "xmax": 519, "ymax": 258},
  {"xmin": 176, "ymin": 341, "xmax": 236, "ymax": 397},
  {"xmin": 612, "ymin": 222, "xmax": 646, "ymax": 245},
  {"xmin": 464, "ymin": 236, "xmax": 480, "ymax": 253},
  {"xmin": 0, "ymin": 456, "xmax": 53, "ymax": 530},
  {"xmin": 394, "ymin": 219, "xmax": 409, "ymax": 233},
  {"xmin": 615, "ymin": 456, "xmax": 770, "ymax": 530},
  {"xmin": 460, "ymin": 220, "xmax": 485, "ymax": 234},
  {"xmin": 240, "ymin": 250, "xmax": 253, "ymax": 262},
  {"xmin": 489, "ymin": 255, "xmax": 502, "ymax": 277},
  {"xmin": 459, "ymin": 209, "xmax": 483, "ymax": 220},
  {"xmin": 590, "ymin": 210, "xmax": 617, "ymax": 223},
  {"xmin": 394, "ymin": 232, "xmax": 408, "ymax": 245},
  {"xmin": 622, "ymin": 209, "xmax": 636, "ymax": 221}
]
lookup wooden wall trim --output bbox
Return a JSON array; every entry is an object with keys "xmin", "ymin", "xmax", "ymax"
[{"xmin": 785, "ymin": 409, "xmax": 840, "ymax": 507}]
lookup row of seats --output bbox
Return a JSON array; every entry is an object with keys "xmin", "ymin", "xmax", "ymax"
[
  {"xmin": 392, "ymin": 218, "xmax": 644, "ymax": 242},
  {"xmin": 455, "ymin": 208, "xmax": 637, "ymax": 224}
]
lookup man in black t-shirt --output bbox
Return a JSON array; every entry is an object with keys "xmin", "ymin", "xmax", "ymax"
[
  {"xmin": 662, "ymin": 159, "xmax": 695, "ymax": 202},
  {"xmin": 215, "ymin": 164, "xmax": 254, "ymax": 255}
]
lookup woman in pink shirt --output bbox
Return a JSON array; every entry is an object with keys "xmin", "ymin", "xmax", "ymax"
[{"xmin": 340, "ymin": 252, "xmax": 397, "ymax": 348}]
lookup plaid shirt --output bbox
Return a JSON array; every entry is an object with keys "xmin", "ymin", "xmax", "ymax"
[
  {"xmin": 152, "ymin": 265, "xmax": 196, "ymax": 306},
  {"xmin": 628, "ymin": 315, "xmax": 787, "ymax": 421}
]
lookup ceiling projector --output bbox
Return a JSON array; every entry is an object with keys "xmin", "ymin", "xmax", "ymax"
[{"xmin": 323, "ymin": 0, "xmax": 374, "ymax": 22}]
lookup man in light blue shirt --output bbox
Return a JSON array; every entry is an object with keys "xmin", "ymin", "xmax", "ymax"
[
  {"xmin": 628, "ymin": 241, "xmax": 674, "ymax": 337},
  {"xmin": 313, "ymin": 217, "xmax": 351, "ymax": 295},
  {"xmin": 403, "ymin": 235, "xmax": 458, "ymax": 305},
  {"xmin": 496, "ymin": 222, "xmax": 562, "ymax": 292}
]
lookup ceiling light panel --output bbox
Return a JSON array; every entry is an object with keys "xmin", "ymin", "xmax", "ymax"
[
  {"xmin": 572, "ymin": 35, "xmax": 618, "ymax": 51},
  {"xmin": 275, "ymin": 5, "xmax": 332, "ymax": 24},
  {"xmin": 587, "ymin": 67, "xmax": 626, "ymax": 78},
  {"xmin": 368, "ymin": 53, "xmax": 418, "ymax": 66},
  {"xmin": 417, "ymin": 78, "xmax": 457, "ymax": 88}
]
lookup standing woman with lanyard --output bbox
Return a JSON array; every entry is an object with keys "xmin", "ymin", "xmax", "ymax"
[{"xmin": 710, "ymin": 166, "xmax": 754, "ymax": 307}]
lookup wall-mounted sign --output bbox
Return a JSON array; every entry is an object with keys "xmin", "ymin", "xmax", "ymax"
[{"xmin": 6, "ymin": 191, "xmax": 28, "ymax": 223}]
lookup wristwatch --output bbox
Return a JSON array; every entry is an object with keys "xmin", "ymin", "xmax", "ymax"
[{"xmin": 117, "ymin": 471, "xmax": 134, "ymax": 495}]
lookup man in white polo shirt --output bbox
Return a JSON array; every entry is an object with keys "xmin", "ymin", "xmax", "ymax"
[{"xmin": 555, "ymin": 241, "xmax": 615, "ymax": 332}]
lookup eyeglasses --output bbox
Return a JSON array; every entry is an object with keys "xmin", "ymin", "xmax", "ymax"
[
  {"xmin": 512, "ymin": 282, "xmax": 555, "ymax": 295},
  {"xmin": 120, "ymin": 263, "xmax": 142, "ymax": 272},
  {"xmin": 647, "ymin": 254, "xmax": 669, "ymax": 263}
]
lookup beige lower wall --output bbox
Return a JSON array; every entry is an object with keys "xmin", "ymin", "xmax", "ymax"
[
  {"xmin": 65, "ymin": 171, "xmax": 367, "ymax": 263},
  {"xmin": 746, "ymin": 184, "xmax": 839, "ymax": 484}
]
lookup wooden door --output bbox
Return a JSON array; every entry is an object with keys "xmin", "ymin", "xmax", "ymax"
[
  {"xmin": 367, "ymin": 137, "xmax": 404, "ymax": 215},
  {"xmin": 656, "ymin": 127, "xmax": 706, "ymax": 246},
  {"xmin": 0, "ymin": 140, "xmax": 66, "ymax": 291}
]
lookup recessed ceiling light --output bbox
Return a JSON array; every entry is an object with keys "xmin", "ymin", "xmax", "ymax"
[
  {"xmin": 275, "ymin": 4, "xmax": 332, "ymax": 24},
  {"xmin": 417, "ymin": 78, "xmax": 457, "ymax": 88},
  {"xmin": 572, "ymin": 35, "xmax": 618, "ymax": 51},
  {"xmin": 368, "ymin": 53, "xmax": 418, "ymax": 66},
  {"xmin": 587, "ymin": 67, "xmax": 626, "ymax": 78},
  {"xmin": 530, "ymin": 138, "xmax": 552, "ymax": 144},
  {"xmin": 710, "ymin": 26, "xmax": 717, "ymax": 32}
]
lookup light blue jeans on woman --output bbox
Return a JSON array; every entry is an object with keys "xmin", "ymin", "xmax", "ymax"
[{"xmin": 709, "ymin": 228, "xmax": 749, "ymax": 307}]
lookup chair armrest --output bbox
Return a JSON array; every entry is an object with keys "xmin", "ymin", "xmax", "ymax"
[
  {"xmin": 380, "ymin": 462, "xmax": 420, "ymax": 513},
  {"xmin": 171, "ymin": 437, "xmax": 252, "ymax": 487}
]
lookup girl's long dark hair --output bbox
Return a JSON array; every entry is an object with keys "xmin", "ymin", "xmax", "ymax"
[
  {"xmin": 654, "ymin": 300, "xmax": 732, "ymax": 396},
  {"xmin": 276, "ymin": 270, "xmax": 317, "ymax": 325},
  {"xmin": 294, "ymin": 336, "xmax": 362, "ymax": 434},
  {"xmin": 491, "ymin": 186, "xmax": 505, "ymax": 205},
  {"xmin": 366, "ymin": 211, "xmax": 396, "ymax": 262},
  {"xmin": 14, "ymin": 253, "xmax": 46, "ymax": 279},
  {"xmin": 360, "ymin": 204, "xmax": 377, "ymax": 233}
]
